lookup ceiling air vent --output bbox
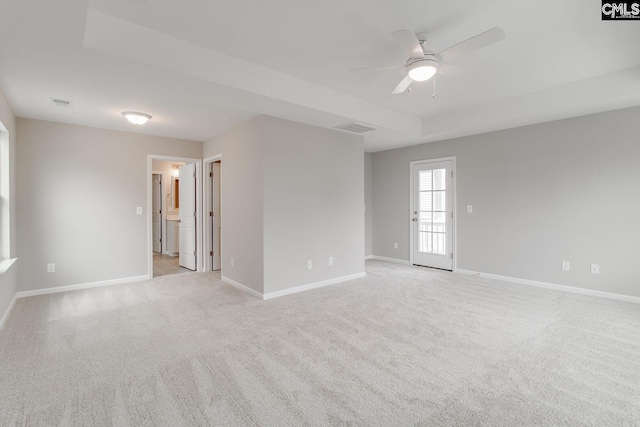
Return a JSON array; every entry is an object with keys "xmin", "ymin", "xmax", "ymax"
[
  {"xmin": 50, "ymin": 98, "xmax": 73, "ymax": 108},
  {"xmin": 335, "ymin": 122, "xmax": 376, "ymax": 134}
]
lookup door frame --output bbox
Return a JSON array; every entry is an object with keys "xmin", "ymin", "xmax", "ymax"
[
  {"xmin": 151, "ymin": 171, "xmax": 164, "ymax": 253},
  {"xmin": 203, "ymin": 154, "xmax": 222, "ymax": 273},
  {"xmin": 409, "ymin": 156, "xmax": 457, "ymax": 271},
  {"xmin": 147, "ymin": 155, "xmax": 203, "ymax": 279}
]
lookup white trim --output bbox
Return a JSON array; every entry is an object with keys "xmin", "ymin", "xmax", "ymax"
[
  {"xmin": 364, "ymin": 255, "xmax": 373, "ymax": 260},
  {"xmin": 203, "ymin": 153, "xmax": 222, "ymax": 274},
  {"xmin": 263, "ymin": 272, "xmax": 366, "ymax": 300},
  {"xmin": 0, "ymin": 257, "xmax": 17, "ymax": 276},
  {"xmin": 222, "ymin": 272, "xmax": 367, "ymax": 300},
  {"xmin": 370, "ymin": 256, "xmax": 411, "ymax": 265},
  {"xmin": 409, "ymin": 156, "xmax": 457, "ymax": 269},
  {"xmin": 0, "ymin": 292, "xmax": 17, "ymax": 331},
  {"xmin": 456, "ymin": 269, "xmax": 640, "ymax": 305},
  {"xmin": 16, "ymin": 275, "xmax": 149, "ymax": 298},
  {"xmin": 221, "ymin": 275, "xmax": 263, "ymax": 299}
]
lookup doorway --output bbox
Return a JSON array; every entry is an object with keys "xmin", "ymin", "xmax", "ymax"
[
  {"xmin": 203, "ymin": 155, "xmax": 222, "ymax": 272},
  {"xmin": 147, "ymin": 155, "xmax": 203, "ymax": 279},
  {"xmin": 410, "ymin": 157, "xmax": 455, "ymax": 270},
  {"xmin": 152, "ymin": 173, "xmax": 163, "ymax": 253}
]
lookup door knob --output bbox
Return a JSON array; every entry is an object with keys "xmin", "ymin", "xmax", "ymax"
[{"xmin": 412, "ymin": 218, "xmax": 418, "ymax": 222}]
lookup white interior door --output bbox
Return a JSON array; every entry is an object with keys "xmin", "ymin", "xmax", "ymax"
[
  {"xmin": 152, "ymin": 173, "xmax": 162, "ymax": 253},
  {"xmin": 179, "ymin": 163, "xmax": 197, "ymax": 270},
  {"xmin": 211, "ymin": 162, "xmax": 221, "ymax": 271},
  {"xmin": 412, "ymin": 160, "xmax": 453, "ymax": 270}
]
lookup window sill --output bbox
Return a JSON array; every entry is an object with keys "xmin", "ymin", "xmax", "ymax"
[{"xmin": 0, "ymin": 258, "xmax": 17, "ymax": 276}]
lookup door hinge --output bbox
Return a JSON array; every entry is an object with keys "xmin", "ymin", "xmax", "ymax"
[
  {"xmin": 451, "ymin": 211, "xmax": 453, "ymax": 219},
  {"xmin": 159, "ymin": 210, "xmax": 162, "ymax": 214},
  {"xmin": 450, "ymin": 253, "xmax": 453, "ymax": 259},
  {"xmin": 209, "ymin": 211, "xmax": 213, "ymax": 217},
  {"xmin": 160, "ymin": 238, "xmax": 162, "ymax": 243},
  {"xmin": 193, "ymin": 172, "xmax": 196, "ymax": 178},
  {"xmin": 193, "ymin": 211, "xmax": 197, "ymax": 217},
  {"xmin": 209, "ymin": 172, "xmax": 212, "ymax": 177},
  {"xmin": 451, "ymin": 170, "xmax": 454, "ymax": 178},
  {"xmin": 193, "ymin": 251, "xmax": 197, "ymax": 256},
  {"xmin": 209, "ymin": 251, "xmax": 213, "ymax": 256}
]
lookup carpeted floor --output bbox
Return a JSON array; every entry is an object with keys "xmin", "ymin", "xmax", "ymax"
[{"xmin": 1, "ymin": 260, "xmax": 639, "ymax": 426}]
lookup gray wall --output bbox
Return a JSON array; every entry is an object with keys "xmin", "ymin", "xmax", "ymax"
[
  {"xmin": 372, "ymin": 106, "xmax": 640, "ymax": 298},
  {"xmin": 204, "ymin": 115, "xmax": 364, "ymax": 295},
  {"xmin": 17, "ymin": 119, "xmax": 202, "ymax": 292},
  {"xmin": 261, "ymin": 116, "xmax": 364, "ymax": 294},
  {"xmin": 364, "ymin": 152, "xmax": 372, "ymax": 257},
  {"xmin": 204, "ymin": 119, "xmax": 265, "ymax": 293},
  {"xmin": 0, "ymin": 89, "xmax": 18, "ymax": 324}
]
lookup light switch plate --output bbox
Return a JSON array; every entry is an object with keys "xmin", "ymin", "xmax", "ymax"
[
  {"xmin": 136, "ymin": 207, "xmax": 143, "ymax": 215},
  {"xmin": 562, "ymin": 261, "xmax": 570, "ymax": 271},
  {"xmin": 591, "ymin": 264, "xmax": 600, "ymax": 274},
  {"xmin": 467, "ymin": 205, "xmax": 473, "ymax": 213}
]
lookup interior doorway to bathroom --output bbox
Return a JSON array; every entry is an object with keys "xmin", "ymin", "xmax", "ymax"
[{"xmin": 148, "ymin": 155, "xmax": 203, "ymax": 278}]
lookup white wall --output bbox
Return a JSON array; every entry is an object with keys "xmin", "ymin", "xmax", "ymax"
[
  {"xmin": 0, "ymin": 89, "xmax": 18, "ymax": 327},
  {"xmin": 364, "ymin": 152, "xmax": 372, "ymax": 257},
  {"xmin": 16, "ymin": 119, "xmax": 202, "ymax": 292},
  {"xmin": 204, "ymin": 118, "xmax": 264, "ymax": 293},
  {"xmin": 372, "ymin": 106, "xmax": 640, "ymax": 298},
  {"xmin": 204, "ymin": 115, "xmax": 364, "ymax": 296},
  {"xmin": 261, "ymin": 116, "xmax": 364, "ymax": 294}
]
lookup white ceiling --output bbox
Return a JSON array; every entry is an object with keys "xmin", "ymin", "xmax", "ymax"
[{"xmin": 1, "ymin": 0, "xmax": 639, "ymax": 152}]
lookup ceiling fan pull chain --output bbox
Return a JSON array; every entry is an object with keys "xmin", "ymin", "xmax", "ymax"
[{"xmin": 433, "ymin": 75, "xmax": 437, "ymax": 98}]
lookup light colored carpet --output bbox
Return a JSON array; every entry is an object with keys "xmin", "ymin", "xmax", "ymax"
[{"xmin": 0, "ymin": 260, "xmax": 639, "ymax": 426}]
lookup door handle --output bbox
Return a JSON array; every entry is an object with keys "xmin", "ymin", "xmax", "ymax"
[{"xmin": 412, "ymin": 218, "xmax": 418, "ymax": 222}]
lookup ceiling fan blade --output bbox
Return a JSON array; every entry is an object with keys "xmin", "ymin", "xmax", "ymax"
[
  {"xmin": 349, "ymin": 65, "xmax": 404, "ymax": 72},
  {"xmin": 391, "ymin": 75, "xmax": 413, "ymax": 95},
  {"xmin": 436, "ymin": 27, "xmax": 505, "ymax": 62},
  {"xmin": 436, "ymin": 63, "xmax": 461, "ymax": 76},
  {"xmin": 392, "ymin": 30, "xmax": 424, "ymax": 58}
]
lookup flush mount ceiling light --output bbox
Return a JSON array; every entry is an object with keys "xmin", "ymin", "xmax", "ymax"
[{"xmin": 122, "ymin": 111, "xmax": 152, "ymax": 125}]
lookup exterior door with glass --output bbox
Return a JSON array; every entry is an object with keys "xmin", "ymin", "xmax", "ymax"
[{"xmin": 411, "ymin": 160, "xmax": 453, "ymax": 270}]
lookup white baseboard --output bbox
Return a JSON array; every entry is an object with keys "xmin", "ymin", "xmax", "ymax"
[
  {"xmin": 263, "ymin": 272, "xmax": 366, "ymax": 300},
  {"xmin": 0, "ymin": 293, "xmax": 17, "ymax": 331},
  {"xmin": 221, "ymin": 276, "xmax": 263, "ymax": 299},
  {"xmin": 456, "ymin": 269, "xmax": 640, "ymax": 305},
  {"xmin": 370, "ymin": 255, "xmax": 411, "ymax": 265},
  {"xmin": 222, "ymin": 272, "xmax": 367, "ymax": 301},
  {"xmin": 364, "ymin": 255, "xmax": 373, "ymax": 260},
  {"xmin": 16, "ymin": 275, "xmax": 150, "ymax": 299}
]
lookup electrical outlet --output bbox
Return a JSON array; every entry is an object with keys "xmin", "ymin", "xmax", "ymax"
[
  {"xmin": 47, "ymin": 263, "xmax": 55, "ymax": 273},
  {"xmin": 561, "ymin": 261, "xmax": 570, "ymax": 271},
  {"xmin": 136, "ymin": 207, "xmax": 143, "ymax": 215},
  {"xmin": 393, "ymin": 242, "xmax": 398, "ymax": 249},
  {"xmin": 307, "ymin": 260, "xmax": 313, "ymax": 270},
  {"xmin": 230, "ymin": 257, "xmax": 234, "ymax": 267},
  {"xmin": 328, "ymin": 257, "xmax": 333, "ymax": 266},
  {"xmin": 467, "ymin": 205, "xmax": 473, "ymax": 213},
  {"xmin": 591, "ymin": 264, "xmax": 600, "ymax": 274}
]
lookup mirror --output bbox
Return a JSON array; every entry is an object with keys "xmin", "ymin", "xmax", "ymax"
[{"xmin": 171, "ymin": 176, "xmax": 179, "ymax": 211}]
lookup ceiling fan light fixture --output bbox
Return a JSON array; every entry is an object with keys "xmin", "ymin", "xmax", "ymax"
[
  {"xmin": 407, "ymin": 60, "xmax": 438, "ymax": 82},
  {"xmin": 122, "ymin": 111, "xmax": 152, "ymax": 125}
]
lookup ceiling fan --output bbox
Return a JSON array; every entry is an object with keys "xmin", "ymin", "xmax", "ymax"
[{"xmin": 352, "ymin": 27, "xmax": 505, "ymax": 94}]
